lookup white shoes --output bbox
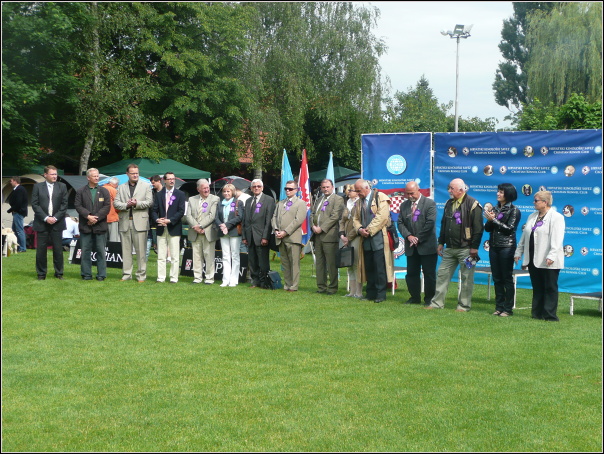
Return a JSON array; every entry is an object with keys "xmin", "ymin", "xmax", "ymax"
[
  {"xmin": 229, "ymin": 283, "xmax": 237, "ymax": 287},
  {"xmin": 220, "ymin": 282, "xmax": 229, "ymax": 287}
]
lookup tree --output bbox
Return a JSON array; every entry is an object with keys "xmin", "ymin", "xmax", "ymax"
[
  {"xmin": 492, "ymin": 2, "xmax": 556, "ymax": 113},
  {"xmin": 525, "ymin": 2, "xmax": 602, "ymax": 106},
  {"xmin": 238, "ymin": 2, "xmax": 385, "ymax": 175},
  {"xmin": 517, "ymin": 93, "xmax": 602, "ymax": 131},
  {"xmin": 384, "ymin": 76, "xmax": 497, "ymax": 133}
]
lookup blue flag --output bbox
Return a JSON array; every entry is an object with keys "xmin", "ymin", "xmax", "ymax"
[
  {"xmin": 326, "ymin": 152, "xmax": 335, "ymax": 185},
  {"xmin": 280, "ymin": 149, "xmax": 294, "ymax": 202}
]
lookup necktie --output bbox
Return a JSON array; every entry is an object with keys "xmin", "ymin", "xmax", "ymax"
[
  {"xmin": 48, "ymin": 184, "xmax": 54, "ymax": 217},
  {"xmin": 411, "ymin": 202, "xmax": 417, "ymax": 213},
  {"xmin": 166, "ymin": 190, "xmax": 172, "ymax": 217}
]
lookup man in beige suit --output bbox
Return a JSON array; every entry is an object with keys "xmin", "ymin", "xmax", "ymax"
[
  {"xmin": 272, "ymin": 180, "xmax": 308, "ymax": 292},
  {"xmin": 311, "ymin": 179, "xmax": 345, "ymax": 294},
  {"xmin": 185, "ymin": 179, "xmax": 220, "ymax": 284},
  {"xmin": 114, "ymin": 164, "xmax": 153, "ymax": 282}
]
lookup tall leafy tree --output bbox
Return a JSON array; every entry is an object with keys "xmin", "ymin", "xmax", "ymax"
[
  {"xmin": 492, "ymin": 2, "xmax": 556, "ymax": 113},
  {"xmin": 385, "ymin": 76, "xmax": 497, "ymax": 133},
  {"xmin": 525, "ymin": 2, "xmax": 602, "ymax": 106},
  {"xmin": 238, "ymin": 2, "xmax": 385, "ymax": 176}
]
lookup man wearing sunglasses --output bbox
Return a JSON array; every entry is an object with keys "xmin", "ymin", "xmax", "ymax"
[{"xmin": 272, "ymin": 181, "xmax": 308, "ymax": 292}]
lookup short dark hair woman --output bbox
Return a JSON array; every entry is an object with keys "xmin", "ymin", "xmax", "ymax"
[{"xmin": 484, "ymin": 183, "xmax": 521, "ymax": 317}]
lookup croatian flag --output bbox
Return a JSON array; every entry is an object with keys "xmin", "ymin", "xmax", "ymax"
[{"xmin": 299, "ymin": 149, "xmax": 312, "ymax": 245}]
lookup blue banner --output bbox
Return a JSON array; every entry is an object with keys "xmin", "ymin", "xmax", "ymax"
[
  {"xmin": 434, "ymin": 129, "xmax": 602, "ymax": 294},
  {"xmin": 361, "ymin": 133, "xmax": 432, "ymax": 264}
]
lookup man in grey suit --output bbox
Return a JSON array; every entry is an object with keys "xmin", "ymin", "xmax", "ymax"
[
  {"xmin": 31, "ymin": 165, "xmax": 69, "ymax": 280},
  {"xmin": 397, "ymin": 181, "xmax": 438, "ymax": 305},
  {"xmin": 242, "ymin": 179, "xmax": 276, "ymax": 288},
  {"xmin": 74, "ymin": 168, "xmax": 111, "ymax": 281},
  {"xmin": 185, "ymin": 178, "xmax": 220, "ymax": 284},
  {"xmin": 311, "ymin": 179, "xmax": 345, "ymax": 294},
  {"xmin": 272, "ymin": 180, "xmax": 308, "ymax": 292},
  {"xmin": 113, "ymin": 164, "xmax": 153, "ymax": 282}
]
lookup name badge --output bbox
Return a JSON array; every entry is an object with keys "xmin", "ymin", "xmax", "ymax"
[{"xmin": 99, "ymin": 198, "xmax": 104, "ymax": 202}]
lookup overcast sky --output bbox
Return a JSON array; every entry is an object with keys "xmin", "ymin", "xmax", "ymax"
[{"xmin": 369, "ymin": 1, "xmax": 515, "ymax": 128}]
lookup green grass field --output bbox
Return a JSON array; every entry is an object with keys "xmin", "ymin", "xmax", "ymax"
[{"xmin": 2, "ymin": 249, "xmax": 602, "ymax": 452}]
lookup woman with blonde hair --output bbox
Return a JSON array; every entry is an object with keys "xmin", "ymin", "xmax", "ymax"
[
  {"xmin": 215, "ymin": 183, "xmax": 244, "ymax": 287},
  {"xmin": 514, "ymin": 190, "xmax": 565, "ymax": 321},
  {"xmin": 339, "ymin": 184, "xmax": 362, "ymax": 298}
]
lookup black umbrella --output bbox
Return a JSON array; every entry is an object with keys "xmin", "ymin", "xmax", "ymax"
[{"xmin": 212, "ymin": 176, "xmax": 251, "ymax": 191}]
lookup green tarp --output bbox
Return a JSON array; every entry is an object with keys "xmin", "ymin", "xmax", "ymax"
[
  {"xmin": 309, "ymin": 165, "xmax": 359, "ymax": 182},
  {"xmin": 98, "ymin": 158, "xmax": 210, "ymax": 180}
]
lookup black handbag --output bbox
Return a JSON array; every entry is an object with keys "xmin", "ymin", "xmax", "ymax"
[
  {"xmin": 386, "ymin": 216, "xmax": 400, "ymax": 251},
  {"xmin": 337, "ymin": 246, "xmax": 354, "ymax": 268}
]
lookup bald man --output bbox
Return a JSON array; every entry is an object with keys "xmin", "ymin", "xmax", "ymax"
[
  {"xmin": 397, "ymin": 182, "xmax": 438, "ymax": 305},
  {"xmin": 426, "ymin": 178, "xmax": 483, "ymax": 312}
]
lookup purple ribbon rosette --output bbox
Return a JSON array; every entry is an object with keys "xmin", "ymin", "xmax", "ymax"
[
  {"xmin": 168, "ymin": 195, "xmax": 176, "ymax": 206},
  {"xmin": 321, "ymin": 200, "xmax": 329, "ymax": 212},
  {"xmin": 202, "ymin": 202, "xmax": 208, "ymax": 213},
  {"xmin": 230, "ymin": 202, "xmax": 236, "ymax": 212},
  {"xmin": 412, "ymin": 209, "xmax": 421, "ymax": 222},
  {"xmin": 532, "ymin": 220, "xmax": 544, "ymax": 231},
  {"xmin": 497, "ymin": 212, "xmax": 504, "ymax": 220},
  {"xmin": 285, "ymin": 200, "xmax": 293, "ymax": 211},
  {"xmin": 454, "ymin": 211, "xmax": 462, "ymax": 225},
  {"xmin": 255, "ymin": 202, "xmax": 262, "ymax": 214}
]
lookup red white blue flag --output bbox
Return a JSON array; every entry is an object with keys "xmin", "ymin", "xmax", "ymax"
[{"xmin": 298, "ymin": 149, "xmax": 312, "ymax": 245}]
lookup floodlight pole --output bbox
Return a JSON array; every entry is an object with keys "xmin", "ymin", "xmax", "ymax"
[{"xmin": 442, "ymin": 25, "xmax": 471, "ymax": 132}]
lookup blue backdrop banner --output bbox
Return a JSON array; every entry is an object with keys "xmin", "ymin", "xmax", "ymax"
[
  {"xmin": 361, "ymin": 133, "xmax": 432, "ymax": 264},
  {"xmin": 434, "ymin": 129, "xmax": 602, "ymax": 294}
]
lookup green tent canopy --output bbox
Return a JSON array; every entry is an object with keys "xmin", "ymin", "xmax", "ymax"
[
  {"xmin": 98, "ymin": 158, "xmax": 210, "ymax": 180},
  {"xmin": 309, "ymin": 165, "xmax": 359, "ymax": 182}
]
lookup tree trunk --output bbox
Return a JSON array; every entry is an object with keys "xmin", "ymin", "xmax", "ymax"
[{"xmin": 79, "ymin": 1, "xmax": 100, "ymax": 175}]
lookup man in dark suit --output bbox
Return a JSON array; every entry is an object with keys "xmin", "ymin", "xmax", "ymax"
[
  {"xmin": 152, "ymin": 171, "xmax": 186, "ymax": 283},
  {"xmin": 31, "ymin": 165, "xmax": 69, "ymax": 280},
  {"xmin": 311, "ymin": 179, "xmax": 345, "ymax": 294},
  {"xmin": 74, "ymin": 168, "xmax": 111, "ymax": 281},
  {"xmin": 397, "ymin": 181, "xmax": 438, "ymax": 305},
  {"xmin": 7, "ymin": 176, "xmax": 28, "ymax": 252},
  {"xmin": 242, "ymin": 179, "xmax": 276, "ymax": 288}
]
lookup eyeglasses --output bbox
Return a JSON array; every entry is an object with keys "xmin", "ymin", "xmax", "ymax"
[
  {"xmin": 533, "ymin": 199, "xmax": 544, "ymax": 203},
  {"xmin": 284, "ymin": 187, "xmax": 297, "ymax": 191},
  {"xmin": 348, "ymin": 189, "xmax": 357, "ymax": 193},
  {"xmin": 251, "ymin": 185, "xmax": 262, "ymax": 188}
]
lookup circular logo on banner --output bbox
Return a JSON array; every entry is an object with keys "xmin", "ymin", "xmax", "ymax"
[{"xmin": 386, "ymin": 155, "xmax": 407, "ymax": 175}]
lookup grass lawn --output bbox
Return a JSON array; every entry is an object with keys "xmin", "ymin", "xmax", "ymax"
[{"xmin": 2, "ymin": 249, "xmax": 602, "ymax": 452}]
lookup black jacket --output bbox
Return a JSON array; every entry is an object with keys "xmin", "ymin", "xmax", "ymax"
[
  {"xmin": 484, "ymin": 203, "xmax": 521, "ymax": 248},
  {"xmin": 7, "ymin": 184, "xmax": 28, "ymax": 217}
]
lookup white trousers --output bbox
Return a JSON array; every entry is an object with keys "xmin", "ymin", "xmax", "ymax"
[
  {"xmin": 157, "ymin": 230, "xmax": 181, "ymax": 282},
  {"xmin": 220, "ymin": 236, "xmax": 241, "ymax": 285},
  {"xmin": 191, "ymin": 235, "xmax": 216, "ymax": 283}
]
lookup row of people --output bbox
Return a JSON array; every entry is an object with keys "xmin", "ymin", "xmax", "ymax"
[{"xmin": 28, "ymin": 165, "xmax": 564, "ymax": 320}]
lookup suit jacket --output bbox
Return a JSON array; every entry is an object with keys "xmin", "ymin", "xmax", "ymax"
[
  {"xmin": 152, "ymin": 187, "xmax": 186, "ymax": 237},
  {"xmin": 242, "ymin": 193, "xmax": 276, "ymax": 245},
  {"xmin": 185, "ymin": 193, "xmax": 220, "ymax": 242},
  {"xmin": 7, "ymin": 184, "xmax": 28, "ymax": 217},
  {"xmin": 339, "ymin": 200, "xmax": 360, "ymax": 241},
  {"xmin": 113, "ymin": 180, "xmax": 154, "ymax": 232},
  {"xmin": 74, "ymin": 185, "xmax": 111, "ymax": 234},
  {"xmin": 271, "ymin": 196, "xmax": 307, "ymax": 246},
  {"xmin": 397, "ymin": 195, "xmax": 438, "ymax": 256},
  {"xmin": 214, "ymin": 198, "xmax": 244, "ymax": 238},
  {"xmin": 31, "ymin": 181, "xmax": 68, "ymax": 232},
  {"xmin": 515, "ymin": 209, "xmax": 565, "ymax": 269},
  {"xmin": 311, "ymin": 192, "xmax": 344, "ymax": 243}
]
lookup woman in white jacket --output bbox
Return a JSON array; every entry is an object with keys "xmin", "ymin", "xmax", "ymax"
[{"xmin": 514, "ymin": 191, "xmax": 565, "ymax": 321}]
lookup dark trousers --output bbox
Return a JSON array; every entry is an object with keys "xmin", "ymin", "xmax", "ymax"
[
  {"xmin": 489, "ymin": 247, "xmax": 516, "ymax": 314},
  {"xmin": 364, "ymin": 247, "xmax": 387, "ymax": 300},
  {"xmin": 406, "ymin": 250, "xmax": 437, "ymax": 304},
  {"xmin": 528, "ymin": 263, "xmax": 560, "ymax": 321},
  {"xmin": 248, "ymin": 237, "xmax": 270, "ymax": 286},
  {"xmin": 35, "ymin": 229, "xmax": 64, "ymax": 277},
  {"xmin": 80, "ymin": 232, "xmax": 107, "ymax": 279}
]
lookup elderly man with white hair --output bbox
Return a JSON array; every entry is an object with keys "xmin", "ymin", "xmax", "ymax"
[
  {"xmin": 426, "ymin": 178, "xmax": 484, "ymax": 312},
  {"xmin": 185, "ymin": 178, "xmax": 220, "ymax": 284},
  {"xmin": 242, "ymin": 179, "xmax": 275, "ymax": 288}
]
